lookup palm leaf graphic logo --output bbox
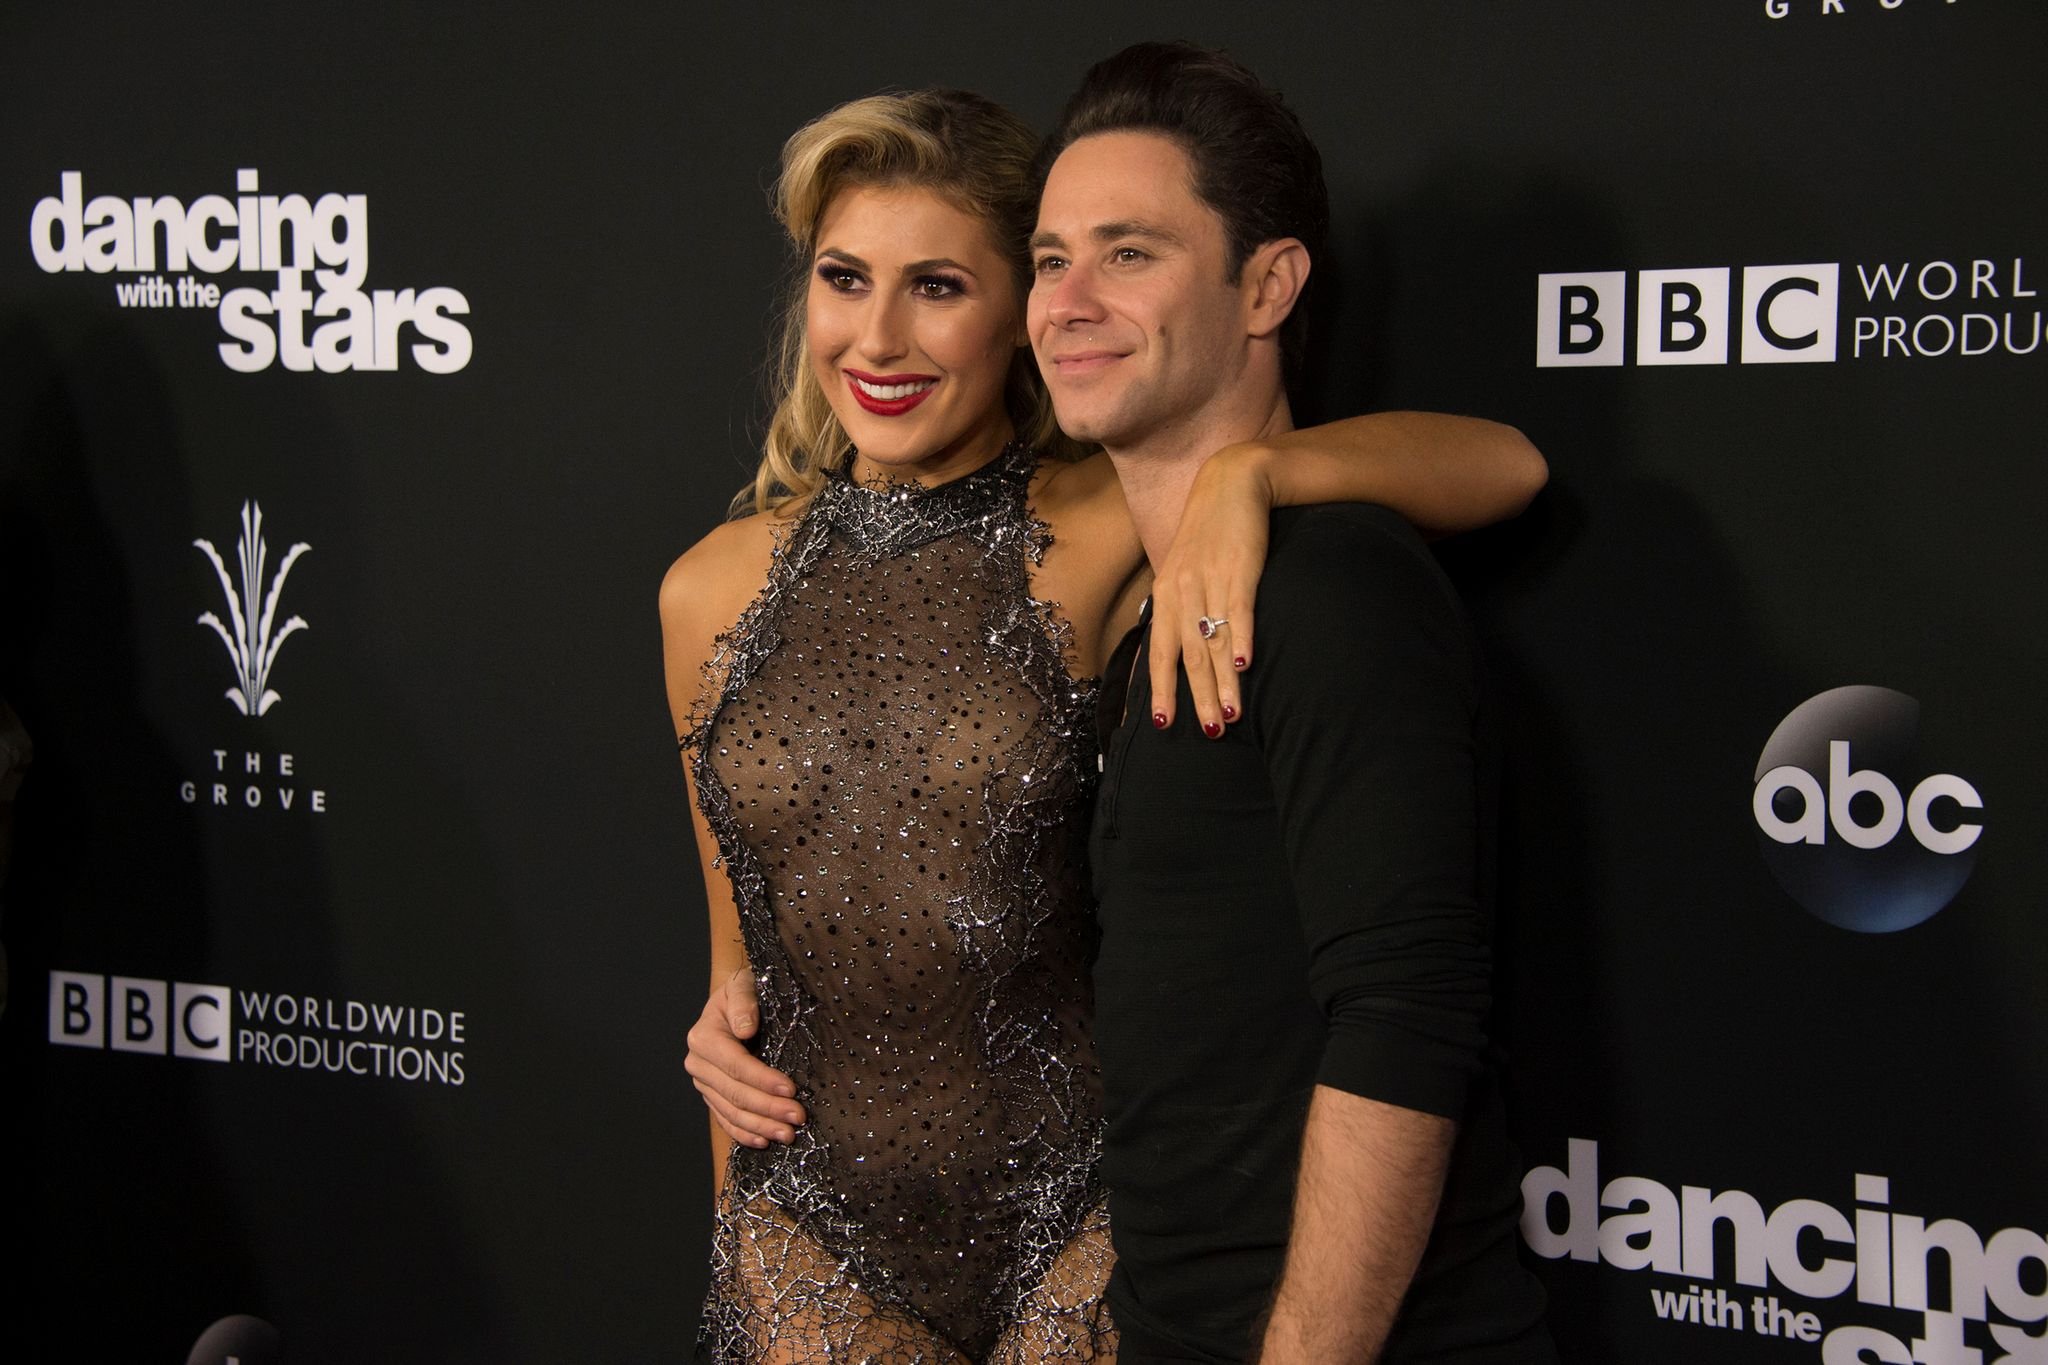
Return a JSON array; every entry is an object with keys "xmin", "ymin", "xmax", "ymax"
[{"xmin": 194, "ymin": 501, "xmax": 310, "ymax": 716}]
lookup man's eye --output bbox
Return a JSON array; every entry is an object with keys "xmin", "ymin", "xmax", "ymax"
[
  {"xmin": 1033, "ymin": 256, "xmax": 1067, "ymax": 275},
  {"xmin": 1112, "ymin": 247, "xmax": 1148, "ymax": 264}
]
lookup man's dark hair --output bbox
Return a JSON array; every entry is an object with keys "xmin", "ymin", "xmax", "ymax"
[{"xmin": 1039, "ymin": 41, "xmax": 1330, "ymax": 373}]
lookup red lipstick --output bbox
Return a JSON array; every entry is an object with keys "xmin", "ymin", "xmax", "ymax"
[{"xmin": 845, "ymin": 369, "xmax": 939, "ymax": 416}]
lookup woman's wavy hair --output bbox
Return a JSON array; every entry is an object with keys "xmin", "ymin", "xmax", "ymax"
[{"xmin": 736, "ymin": 89, "xmax": 1079, "ymax": 517}]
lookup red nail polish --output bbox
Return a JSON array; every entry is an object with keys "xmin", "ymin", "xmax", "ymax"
[
  {"xmin": 1153, "ymin": 712, "xmax": 1168, "ymax": 729},
  {"xmin": 1203, "ymin": 721, "xmax": 1222, "ymax": 738},
  {"xmin": 1233, "ymin": 656, "xmax": 1247, "ymax": 670},
  {"xmin": 1221, "ymin": 703, "xmax": 1237, "ymax": 721}
]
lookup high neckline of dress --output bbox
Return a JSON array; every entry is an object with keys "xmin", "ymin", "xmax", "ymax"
[{"xmin": 816, "ymin": 442, "xmax": 1037, "ymax": 558}]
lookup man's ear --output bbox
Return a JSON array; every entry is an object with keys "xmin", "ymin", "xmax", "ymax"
[{"xmin": 1242, "ymin": 237, "xmax": 1311, "ymax": 340}]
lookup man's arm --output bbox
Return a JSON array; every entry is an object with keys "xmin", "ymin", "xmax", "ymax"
[
  {"xmin": 1256, "ymin": 1088, "xmax": 1455, "ymax": 1364},
  {"xmin": 1251, "ymin": 506, "xmax": 1495, "ymax": 1360},
  {"xmin": 684, "ymin": 969, "xmax": 804, "ymax": 1148}
]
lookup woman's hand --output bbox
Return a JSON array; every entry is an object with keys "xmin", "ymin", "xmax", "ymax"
[
  {"xmin": 1148, "ymin": 443, "xmax": 1272, "ymax": 736},
  {"xmin": 1148, "ymin": 413, "xmax": 1548, "ymax": 734},
  {"xmin": 685, "ymin": 970, "xmax": 806, "ymax": 1148}
]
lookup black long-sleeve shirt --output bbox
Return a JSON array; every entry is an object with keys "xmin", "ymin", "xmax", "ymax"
[{"xmin": 1090, "ymin": 504, "xmax": 1554, "ymax": 1363}]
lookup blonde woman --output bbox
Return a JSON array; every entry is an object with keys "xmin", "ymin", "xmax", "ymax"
[{"xmin": 663, "ymin": 89, "xmax": 1543, "ymax": 1362}]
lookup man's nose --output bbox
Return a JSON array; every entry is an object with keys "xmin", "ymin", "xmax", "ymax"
[{"xmin": 1039, "ymin": 265, "xmax": 1106, "ymax": 328}]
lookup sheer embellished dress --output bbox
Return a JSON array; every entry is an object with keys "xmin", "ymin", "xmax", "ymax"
[{"xmin": 686, "ymin": 444, "xmax": 1115, "ymax": 1363}]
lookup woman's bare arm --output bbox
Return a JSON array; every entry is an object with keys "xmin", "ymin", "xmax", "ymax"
[
  {"xmin": 1149, "ymin": 412, "xmax": 1546, "ymax": 733},
  {"xmin": 659, "ymin": 515, "xmax": 804, "ymax": 1188}
]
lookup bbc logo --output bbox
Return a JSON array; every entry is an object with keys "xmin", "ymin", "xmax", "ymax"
[
  {"xmin": 1537, "ymin": 265, "xmax": 1841, "ymax": 366},
  {"xmin": 48, "ymin": 971, "xmax": 232, "ymax": 1062}
]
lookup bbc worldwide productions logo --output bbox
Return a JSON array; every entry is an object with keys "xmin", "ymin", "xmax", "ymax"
[
  {"xmin": 1537, "ymin": 256, "xmax": 2040, "ymax": 366},
  {"xmin": 49, "ymin": 972, "xmax": 230, "ymax": 1059},
  {"xmin": 49, "ymin": 970, "xmax": 470, "ymax": 1085},
  {"xmin": 1751, "ymin": 686, "xmax": 1984, "ymax": 932}
]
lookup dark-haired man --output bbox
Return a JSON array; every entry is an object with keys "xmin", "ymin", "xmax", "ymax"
[{"xmin": 1025, "ymin": 43, "xmax": 1554, "ymax": 1364}]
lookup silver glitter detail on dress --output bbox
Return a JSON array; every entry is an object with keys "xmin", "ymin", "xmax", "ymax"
[{"xmin": 685, "ymin": 443, "xmax": 1115, "ymax": 1362}]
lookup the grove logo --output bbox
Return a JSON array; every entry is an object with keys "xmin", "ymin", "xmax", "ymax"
[
  {"xmin": 195, "ymin": 501, "xmax": 308, "ymax": 717},
  {"xmin": 1751, "ymin": 686, "xmax": 1983, "ymax": 932}
]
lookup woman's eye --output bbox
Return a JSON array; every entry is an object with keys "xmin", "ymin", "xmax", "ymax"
[
  {"xmin": 817, "ymin": 266, "xmax": 864, "ymax": 292},
  {"xmin": 914, "ymin": 275, "xmax": 965, "ymax": 299}
]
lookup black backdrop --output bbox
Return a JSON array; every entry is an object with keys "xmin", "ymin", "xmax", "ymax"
[{"xmin": 4, "ymin": 4, "xmax": 2043, "ymax": 1362}]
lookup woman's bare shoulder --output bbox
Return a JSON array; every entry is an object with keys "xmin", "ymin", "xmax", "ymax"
[
  {"xmin": 1030, "ymin": 451, "xmax": 1137, "ymax": 539},
  {"xmin": 1032, "ymin": 449, "xmax": 1118, "ymax": 509},
  {"xmin": 1026, "ymin": 452, "xmax": 1147, "ymax": 675},
  {"xmin": 659, "ymin": 509, "xmax": 793, "ymax": 737},
  {"xmin": 659, "ymin": 510, "xmax": 786, "ymax": 646}
]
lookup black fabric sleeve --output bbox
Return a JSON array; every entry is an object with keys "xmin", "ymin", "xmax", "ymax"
[{"xmin": 1250, "ymin": 505, "xmax": 1491, "ymax": 1119}]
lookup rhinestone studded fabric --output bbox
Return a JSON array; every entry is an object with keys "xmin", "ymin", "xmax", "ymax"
[{"xmin": 686, "ymin": 443, "xmax": 1115, "ymax": 1363}]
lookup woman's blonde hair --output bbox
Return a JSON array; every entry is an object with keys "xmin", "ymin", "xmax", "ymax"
[{"xmin": 735, "ymin": 89, "xmax": 1078, "ymax": 517}]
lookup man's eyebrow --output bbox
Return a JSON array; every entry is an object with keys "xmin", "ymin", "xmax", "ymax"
[
  {"xmin": 1091, "ymin": 220, "xmax": 1185, "ymax": 249},
  {"xmin": 1027, "ymin": 221, "xmax": 1187, "ymax": 253}
]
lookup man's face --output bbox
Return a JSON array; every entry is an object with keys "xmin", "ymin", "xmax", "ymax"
[{"xmin": 1028, "ymin": 131, "xmax": 1248, "ymax": 452}]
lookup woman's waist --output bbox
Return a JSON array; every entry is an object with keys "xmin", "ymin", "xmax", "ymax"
[
  {"xmin": 752, "ymin": 961, "xmax": 1098, "ymax": 1048},
  {"xmin": 775, "ymin": 1045, "xmax": 1100, "ymax": 1125},
  {"xmin": 734, "ymin": 1113, "xmax": 1103, "ymax": 1216}
]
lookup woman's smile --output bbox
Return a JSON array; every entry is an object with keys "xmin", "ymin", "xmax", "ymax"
[{"xmin": 844, "ymin": 369, "xmax": 940, "ymax": 414}]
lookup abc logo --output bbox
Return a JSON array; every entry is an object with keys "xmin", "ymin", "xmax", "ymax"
[
  {"xmin": 187, "ymin": 1314, "xmax": 281, "ymax": 1365},
  {"xmin": 1752, "ymin": 686, "xmax": 1983, "ymax": 932}
]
